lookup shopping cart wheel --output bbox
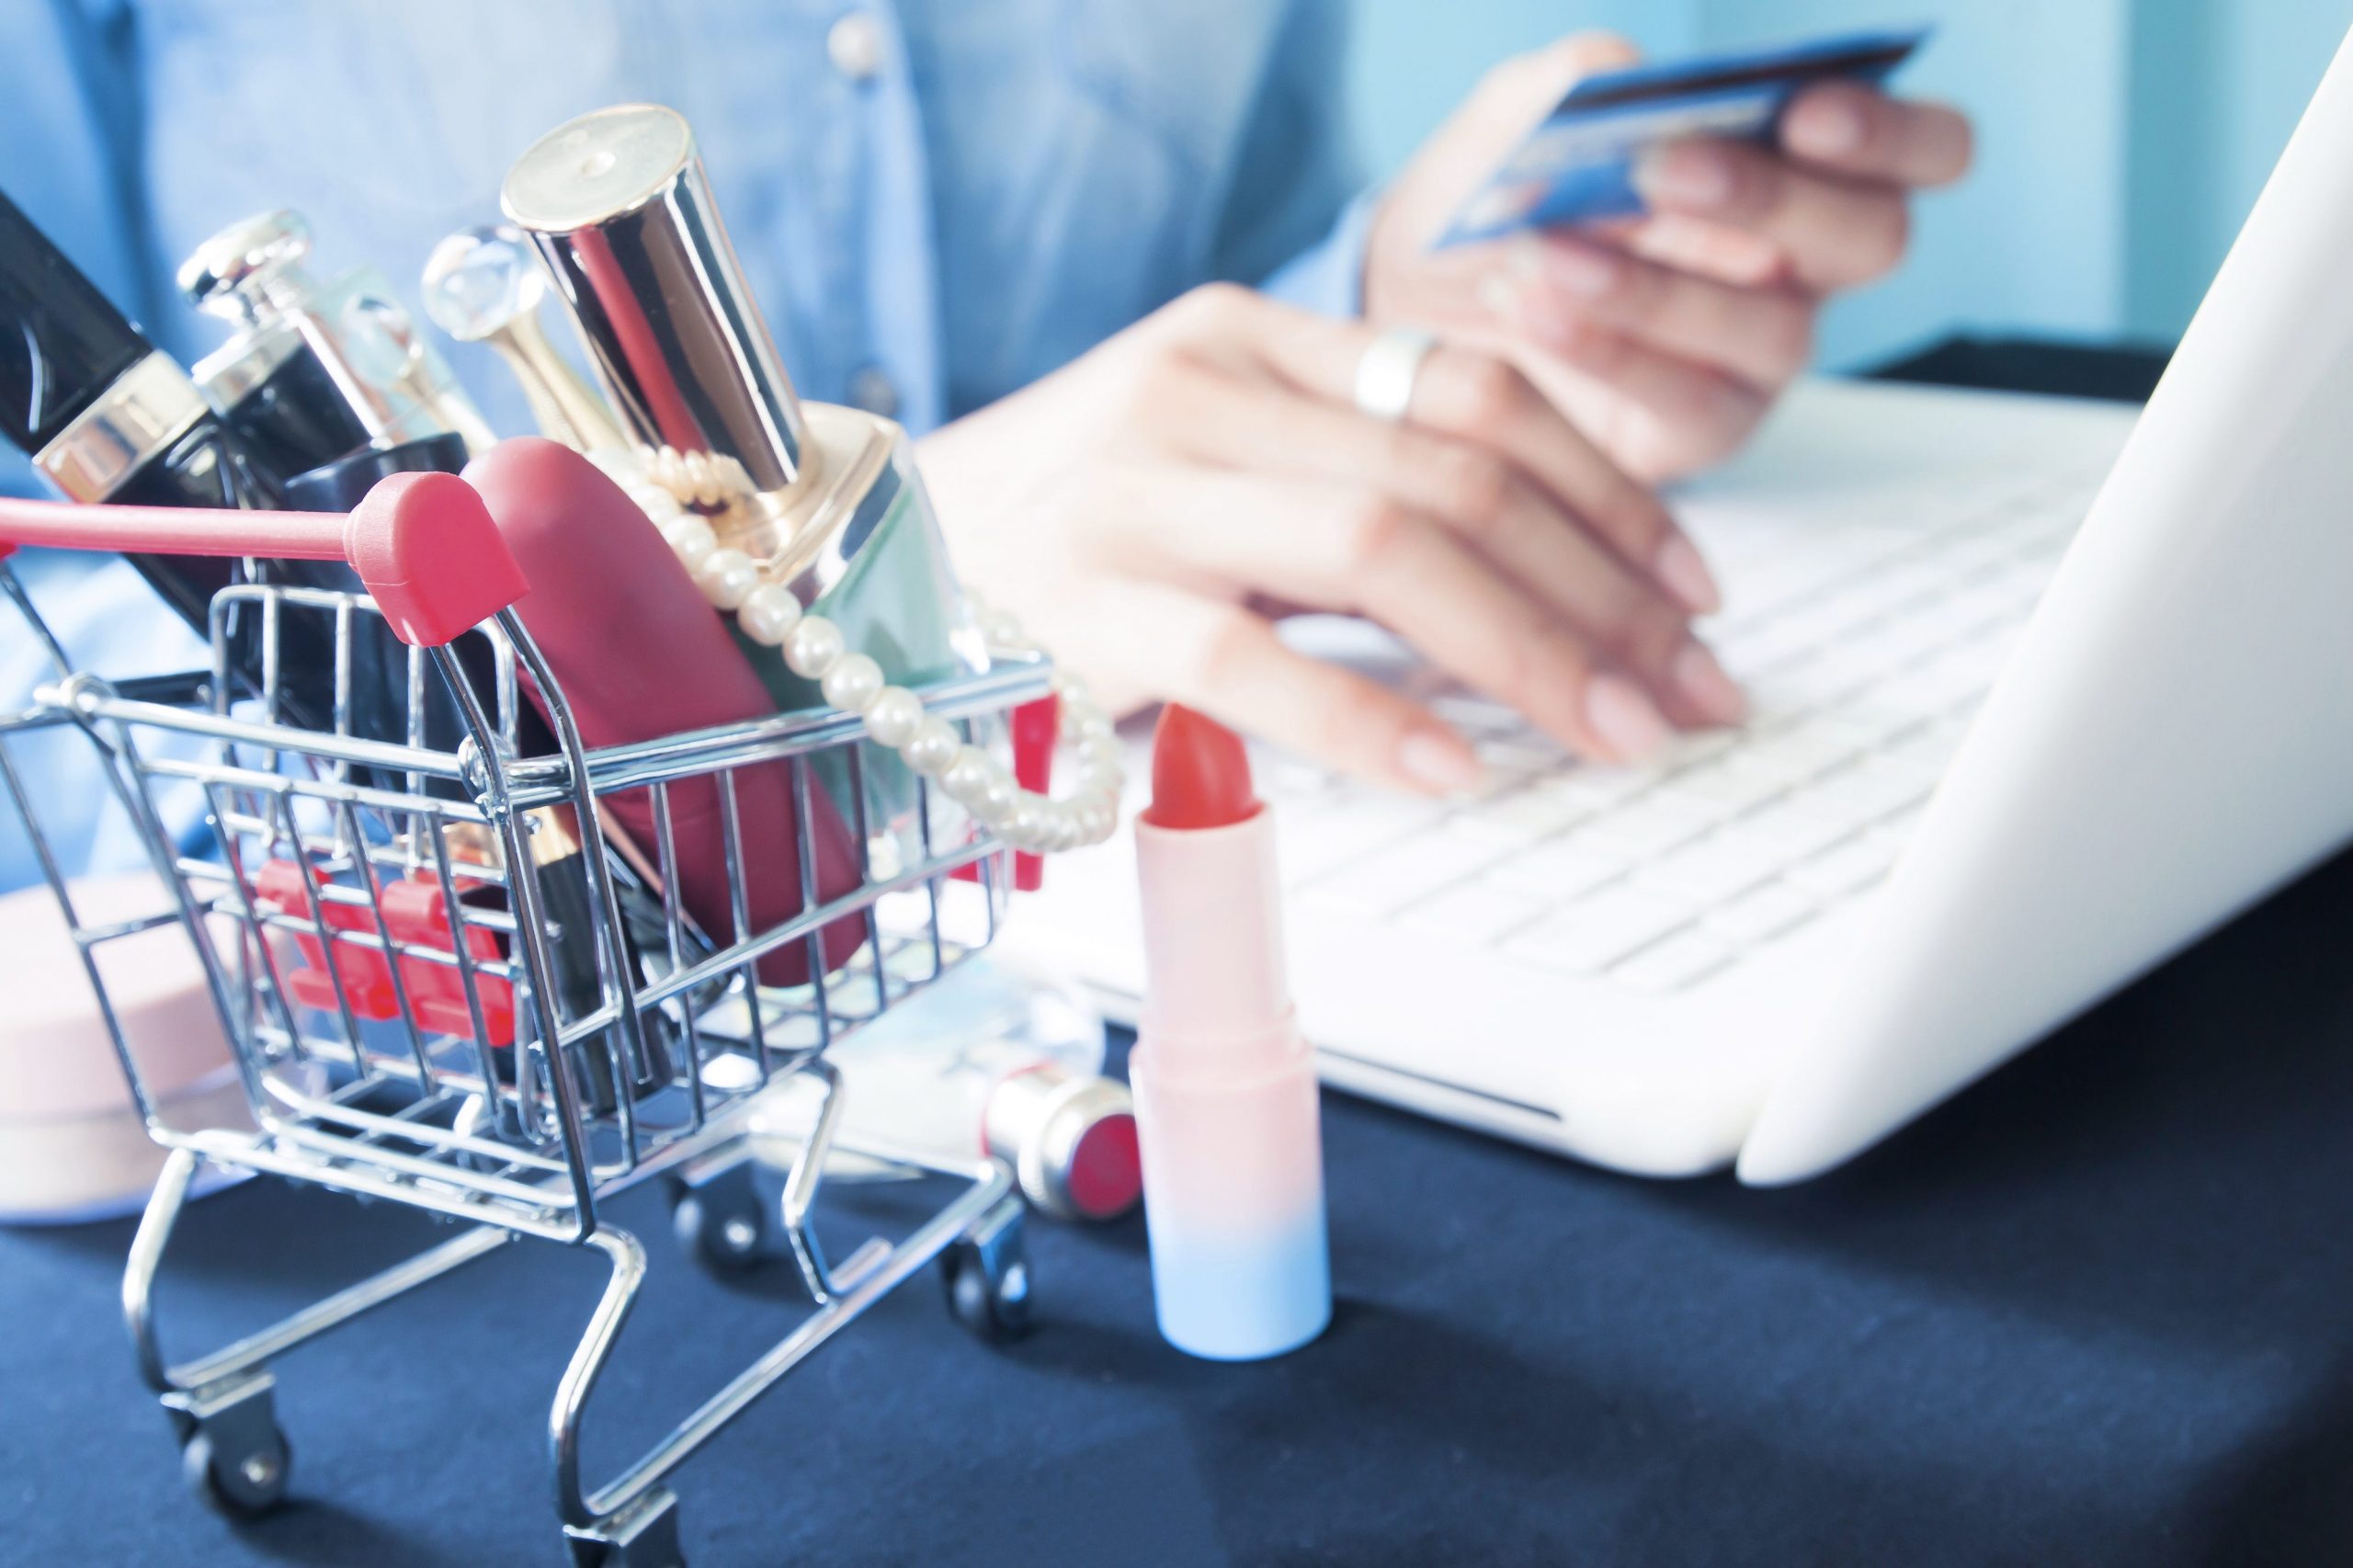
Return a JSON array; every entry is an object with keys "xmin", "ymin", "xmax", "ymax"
[
  {"xmin": 167, "ymin": 1370, "xmax": 292, "ymax": 1517},
  {"xmin": 667, "ymin": 1164, "xmax": 766, "ymax": 1274},
  {"xmin": 181, "ymin": 1425, "xmax": 292, "ymax": 1517},
  {"xmin": 941, "ymin": 1194, "xmax": 1031, "ymax": 1342}
]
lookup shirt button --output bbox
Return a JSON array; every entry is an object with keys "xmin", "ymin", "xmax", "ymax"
[
  {"xmin": 847, "ymin": 366, "xmax": 900, "ymax": 416},
  {"xmin": 826, "ymin": 13, "xmax": 885, "ymax": 82}
]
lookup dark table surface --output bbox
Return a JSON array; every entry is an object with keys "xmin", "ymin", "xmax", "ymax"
[{"xmin": 11, "ymin": 341, "xmax": 2353, "ymax": 1568}]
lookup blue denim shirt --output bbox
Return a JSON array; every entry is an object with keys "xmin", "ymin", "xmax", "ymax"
[{"xmin": 0, "ymin": 0, "xmax": 1376, "ymax": 887}]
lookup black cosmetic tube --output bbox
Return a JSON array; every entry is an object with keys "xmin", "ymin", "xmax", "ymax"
[{"xmin": 0, "ymin": 190, "xmax": 256, "ymax": 633}]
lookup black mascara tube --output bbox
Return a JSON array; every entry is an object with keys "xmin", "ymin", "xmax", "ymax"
[
  {"xmin": 0, "ymin": 189, "xmax": 254, "ymax": 630},
  {"xmin": 0, "ymin": 188, "xmax": 356, "ymax": 741}
]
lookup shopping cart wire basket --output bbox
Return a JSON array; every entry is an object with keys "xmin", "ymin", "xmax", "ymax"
[{"xmin": 0, "ymin": 479, "xmax": 1047, "ymax": 1566}]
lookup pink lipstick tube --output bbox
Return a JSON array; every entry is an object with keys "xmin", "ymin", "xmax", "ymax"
[{"xmin": 1129, "ymin": 710, "xmax": 1329, "ymax": 1360}]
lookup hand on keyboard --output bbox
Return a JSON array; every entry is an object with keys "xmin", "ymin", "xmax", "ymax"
[
  {"xmin": 1282, "ymin": 465, "xmax": 2092, "ymax": 994},
  {"xmin": 920, "ymin": 283, "xmax": 1746, "ymax": 801}
]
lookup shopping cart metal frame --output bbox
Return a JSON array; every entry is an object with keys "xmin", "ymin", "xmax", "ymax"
[{"xmin": 0, "ymin": 483, "xmax": 1048, "ymax": 1566}]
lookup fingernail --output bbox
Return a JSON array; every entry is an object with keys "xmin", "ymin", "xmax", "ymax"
[
  {"xmin": 1652, "ymin": 532, "xmax": 1722, "ymax": 614},
  {"xmin": 1544, "ymin": 240, "xmax": 1620, "ymax": 300},
  {"xmin": 1670, "ymin": 642, "xmax": 1747, "ymax": 725},
  {"xmin": 1585, "ymin": 674, "xmax": 1673, "ymax": 761},
  {"xmin": 1633, "ymin": 143, "xmax": 1733, "ymax": 211},
  {"xmin": 1788, "ymin": 93, "xmax": 1867, "ymax": 158},
  {"xmin": 1397, "ymin": 729, "xmax": 1485, "ymax": 795}
]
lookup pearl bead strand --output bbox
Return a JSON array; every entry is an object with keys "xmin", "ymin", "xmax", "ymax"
[{"xmin": 618, "ymin": 445, "xmax": 1121, "ymax": 854}]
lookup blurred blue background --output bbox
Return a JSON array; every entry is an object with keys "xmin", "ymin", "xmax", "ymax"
[{"xmin": 1347, "ymin": 0, "xmax": 2353, "ymax": 368}]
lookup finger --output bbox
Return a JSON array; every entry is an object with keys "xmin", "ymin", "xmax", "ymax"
[
  {"xmin": 1081, "ymin": 579, "xmax": 1484, "ymax": 795},
  {"xmin": 1540, "ymin": 233, "xmax": 1816, "ymax": 389},
  {"xmin": 1428, "ymin": 231, "xmax": 1814, "ymax": 392},
  {"xmin": 1780, "ymin": 83, "xmax": 1972, "ymax": 188},
  {"xmin": 1198, "ymin": 292, "xmax": 1719, "ymax": 615},
  {"xmin": 1139, "ymin": 375, "xmax": 1741, "ymax": 728},
  {"xmin": 1524, "ymin": 315, "xmax": 1774, "ymax": 478},
  {"xmin": 1150, "ymin": 342, "xmax": 1715, "ymax": 629},
  {"xmin": 1100, "ymin": 466, "xmax": 1711, "ymax": 761},
  {"xmin": 1631, "ymin": 136, "xmax": 1912, "ymax": 290},
  {"xmin": 1620, "ymin": 213, "xmax": 1792, "ymax": 290}
]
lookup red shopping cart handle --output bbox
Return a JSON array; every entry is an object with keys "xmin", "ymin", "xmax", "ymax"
[{"xmin": 0, "ymin": 471, "xmax": 528, "ymax": 647}]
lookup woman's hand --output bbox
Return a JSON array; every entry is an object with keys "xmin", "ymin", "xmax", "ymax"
[
  {"xmin": 1365, "ymin": 34, "xmax": 1973, "ymax": 483},
  {"xmin": 917, "ymin": 283, "xmax": 1744, "ymax": 795}
]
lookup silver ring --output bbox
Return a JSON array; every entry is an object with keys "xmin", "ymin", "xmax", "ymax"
[{"xmin": 1352, "ymin": 326, "xmax": 1438, "ymax": 424}]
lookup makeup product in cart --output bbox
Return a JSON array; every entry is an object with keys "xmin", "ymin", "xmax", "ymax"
[
  {"xmin": 500, "ymin": 104, "xmax": 997, "ymax": 891},
  {"xmin": 463, "ymin": 436, "xmax": 865, "ymax": 986},
  {"xmin": 511, "ymin": 808, "xmax": 677, "ymax": 1113},
  {"xmin": 0, "ymin": 191, "xmax": 381, "ymax": 748},
  {"xmin": 420, "ymin": 223, "xmax": 631, "ymax": 456},
  {"xmin": 174, "ymin": 217, "xmax": 490, "ymax": 771},
  {"xmin": 179, "ymin": 210, "xmax": 494, "ymax": 496},
  {"xmin": 280, "ymin": 432, "xmax": 472, "ymax": 509},
  {"xmin": 1129, "ymin": 704, "xmax": 1330, "ymax": 1359},
  {"xmin": 0, "ymin": 188, "xmax": 256, "ymax": 631},
  {"xmin": 281, "ymin": 432, "xmax": 559, "ymax": 779},
  {"xmin": 435, "ymin": 814, "xmax": 677, "ymax": 1118},
  {"xmin": 178, "ymin": 211, "xmax": 493, "ymax": 752}
]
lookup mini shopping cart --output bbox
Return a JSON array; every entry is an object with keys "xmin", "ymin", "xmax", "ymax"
[{"xmin": 0, "ymin": 483, "xmax": 1051, "ymax": 1566}]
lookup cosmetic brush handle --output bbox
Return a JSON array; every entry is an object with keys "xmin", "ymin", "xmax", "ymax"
[{"xmin": 0, "ymin": 473, "xmax": 527, "ymax": 647}]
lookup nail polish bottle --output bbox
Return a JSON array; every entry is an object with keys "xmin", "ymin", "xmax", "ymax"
[{"xmin": 501, "ymin": 104, "xmax": 1000, "ymax": 895}]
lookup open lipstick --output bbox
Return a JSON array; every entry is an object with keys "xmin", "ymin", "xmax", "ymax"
[{"xmin": 1129, "ymin": 704, "xmax": 1330, "ymax": 1360}]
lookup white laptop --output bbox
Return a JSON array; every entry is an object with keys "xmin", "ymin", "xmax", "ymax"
[{"xmin": 1009, "ymin": 29, "xmax": 2353, "ymax": 1184}]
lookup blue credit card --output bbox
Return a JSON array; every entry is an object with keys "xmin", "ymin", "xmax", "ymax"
[{"xmin": 1438, "ymin": 28, "xmax": 1928, "ymax": 248}]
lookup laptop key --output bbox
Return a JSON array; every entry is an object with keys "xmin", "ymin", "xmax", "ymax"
[
  {"xmin": 1302, "ymin": 831, "xmax": 1493, "ymax": 917},
  {"xmin": 1660, "ymin": 760, "xmax": 1788, "ymax": 814},
  {"xmin": 1502, "ymin": 884, "xmax": 1695, "ymax": 973},
  {"xmin": 1785, "ymin": 835, "xmax": 1897, "ymax": 899},
  {"xmin": 1610, "ymin": 930, "xmax": 1735, "ymax": 992},
  {"xmin": 1637, "ymin": 832, "xmax": 1790, "ymax": 903},
  {"xmin": 1483, "ymin": 838, "xmax": 1630, "ymax": 901},
  {"xmin": 1870, "ymin": 804, "xmax": 1927, "ymax": 851},
  {"xmin": 1469, "ymin": 783, "xmax": 1600, "ymax": 840},
  {"xmin": 1705, "ymin": 882, "xmax": 1817, "ymax": 947},
  {"xmin": 1795, "ymin": 763, "xmax": 1929, "ymax": 824},
  {"xmin": 1571, "ymin": 796, "xmax": 1714, "ymax": 858},
  {"xmin": 1726, "ymin": 725, "xmax": 1851, "ymax": 785},
  {"xmin": 1717, "ymin": 799, "xmax": 1855, "ymax": 861},
  {"xmin": 1398, "ymin": 882, "xmax": 1549, "ymax": 946},
  {"xmin": 1278, "ymin": 796, "xmax": 1449, "ymax": 883}
]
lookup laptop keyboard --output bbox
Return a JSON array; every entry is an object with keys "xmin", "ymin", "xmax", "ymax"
[{"xmin": 1272, "ymin": 465, "xmax": 2108, "ymax": 994}]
